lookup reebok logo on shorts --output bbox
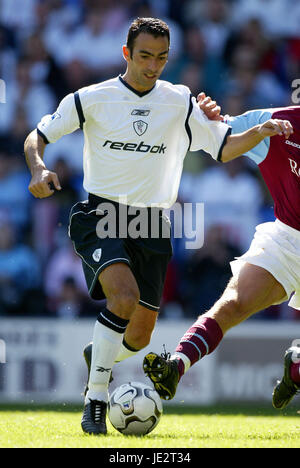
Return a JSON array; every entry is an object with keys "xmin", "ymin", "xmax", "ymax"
[{"xmin": 92, "ymin": 248, "xmax": 102, "ymax": 262}]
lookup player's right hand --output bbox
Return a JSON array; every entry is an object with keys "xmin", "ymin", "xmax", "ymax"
[
  {"xmin": 28, "ymin": 168, "xmax": 61, "ymax": 198},
  {"xmin": 258, "ymin": 119, "xmax": 294, "ymax": 139},
  {"xmin": 197, "ymin": 92, "xmax": 223, "ymax": 121}
]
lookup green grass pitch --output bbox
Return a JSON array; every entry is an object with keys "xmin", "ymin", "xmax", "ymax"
[{"xmin": 0, "ymin": 403, "xmax": 299, "ymax": 448}]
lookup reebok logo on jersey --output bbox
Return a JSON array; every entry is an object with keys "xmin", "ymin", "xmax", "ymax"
[
  {"xmin": 103, "ymin": 140, "xmax": 166, "ymax": 154},
  {"xmin": 131, "ymin": 109, "xmax": 150, "ymax": 116},
  {"xmin": 286, "ymin": 140, "xmax": 300, "ymax": 150}
]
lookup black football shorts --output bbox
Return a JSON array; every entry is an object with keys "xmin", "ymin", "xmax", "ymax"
[{"xmin": 68, "ymin": 194, "xmax": 173, "ymax": 312}]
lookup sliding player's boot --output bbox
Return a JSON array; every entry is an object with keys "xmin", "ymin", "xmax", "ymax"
[
  {"xmin": 143, "ymin": 350, "xmax": 179, "ymax": 400},
  {"xmin": 272, "ymin": 347, "xmax": 300, "ymax": 409},
  {"xmin": 81, "ymin": 399, "xmax": 107, "ymax": 435},
  {"xmin": 83, "ymin": 342, "xmax": 113, "ymax": 397}
]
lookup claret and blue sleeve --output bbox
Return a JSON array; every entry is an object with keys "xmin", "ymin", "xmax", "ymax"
[{"xmin": 224, "ymin": 109, "xmax": 274, "ymax": 164}]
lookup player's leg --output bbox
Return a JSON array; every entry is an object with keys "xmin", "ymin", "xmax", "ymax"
[
  {"xmin": 82, "ymin": 306, "xmax": 159, "ymax": 430},
  {"xmin": 112, "ymin": 229, "xmax": 170, "ymax": 359},
  {"xmin": 144, "ymin": 263, "xmax": 287, "ymax": 400},
  {"xmin": 69, "ymin": 198, "xmax": 148, "ymax": 433},
  {"xmin": 86, "ymin": 263, "xmax": 139, "ymax": 400},
  {"xmin": 204, "ymin": 262, "xmax": 287, "ymax": 333},
  {"xmin": 83, "ymin": 304, "xmax": 158, "ymax": 400},
  {"xmin": 83, "ymin": 304, "xmax": 158, "ymax": 381},
  {"xmin": 171, "ymin": 263, "xmax": 286, "ymax": 377},
  {"xmin": 82, "ymin": 262, "xmax": 140, "ymax": 434}
]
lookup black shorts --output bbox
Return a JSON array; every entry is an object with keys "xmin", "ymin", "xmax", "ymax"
[{"xmin": 68, "ymin": 194, "xmax": 173, "ymax": 312}]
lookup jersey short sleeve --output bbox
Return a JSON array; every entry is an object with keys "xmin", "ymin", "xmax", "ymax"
[
  {"xmin": 188, "ymin": 96, "xmax": 232, "ymax": 160},
  {"xmin": 224, "ymin": 109, "xmax": 273, "ymax": 164},
  {"xmin": 37, "ymin": 92, "xmax": 81, "ymax": 144}
]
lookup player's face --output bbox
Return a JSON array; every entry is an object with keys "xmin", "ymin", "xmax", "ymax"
[{"xmin": 123, "ymin": 33, "xmax": 169, "ymax": 92}]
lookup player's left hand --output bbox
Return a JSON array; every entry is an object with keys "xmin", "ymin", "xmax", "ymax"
[
  {"xmin": 258, "ymin": 119, "xmax": 294, "ymax": 139},
  {"xmin": 197, "ymin": 92, "xmax": 223, "ymax": 121}
]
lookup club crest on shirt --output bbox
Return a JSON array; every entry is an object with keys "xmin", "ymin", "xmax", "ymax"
[
  {"xmin": 133, "ymin": 120, "xmax": 148, "ymax": 136},
  {"xmin": 92, "ymin": 248, "xmax": 102, "ymax": 262}
]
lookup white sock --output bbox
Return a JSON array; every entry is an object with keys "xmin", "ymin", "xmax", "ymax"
[
  {"xmin": 115, "ymin": 340, "xmax": 139, "ymax": 363},
  {"xmin": 171, "ymin": 352, "xmax": 191, "ymax": 374},
  {"xmin": 86, "ymin": 310, "xmax": 129, "ymax": 403}
]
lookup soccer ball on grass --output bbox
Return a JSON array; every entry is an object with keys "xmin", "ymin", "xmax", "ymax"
[{"xmin": 108, "ymin": 381, "xmax": 163, "ymax": 435}]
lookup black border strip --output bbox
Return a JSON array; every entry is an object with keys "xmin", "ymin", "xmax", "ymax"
[
  {"xmin": 74, "ymin": 91, "xmax": 85, "ymax": 129},
  {"xmin": 37, "ymin": 128, "xmax": 49, "ymax": 144},
  {"xmin": 119, "ymin": 75, "xmax": 156, "ymax": 98},
  {"xmin": 122, "ymin": 338, "xmax": 139, "ymax": 352},
  {"xmin": 217, "ymin": 127, "xmax": 232, "ymax": 162},
  {"xmin": 139, "ymin": 299, "xmax": 160, "ymax": 312},
  {"xmin": 97, "ymin": 308, "xmax": 129, "ymax": 333},
  {"xmin": 185, "ymin": 94, "xmax": 193, "ymax": 151}
]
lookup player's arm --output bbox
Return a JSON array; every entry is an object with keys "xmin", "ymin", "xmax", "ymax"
[
  {"xmin": 24, "ymin": 91, "xmax": 83, "ymax": 198},
  {"xmin": 24, "ymin": 129, "xmax": 61, "ymax": 198},
  {"xmin": 221, "ymin": 119, "xmax": 294, "ymax": 163}
]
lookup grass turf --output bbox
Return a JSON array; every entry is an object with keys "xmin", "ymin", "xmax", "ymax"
[{"xmin": 0, "ymin": 403, "xmax": 299, "ymax": 448}]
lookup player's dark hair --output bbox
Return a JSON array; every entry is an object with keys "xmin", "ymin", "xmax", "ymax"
[{"xmin": 126, "ymin": 17, "xmax": 170, "ymax": 57}]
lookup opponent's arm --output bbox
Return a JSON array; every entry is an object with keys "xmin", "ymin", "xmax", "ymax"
[{"xmin": 24, "ymin": 129, "xmax": 61, "ymax": 199}]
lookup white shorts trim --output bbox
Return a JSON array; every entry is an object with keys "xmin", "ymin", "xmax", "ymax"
[
  {"xmin": 230, "ymin": 220, "xmax": 300, "ymax": 310},
  {"xmin": 138, "ymin": 299, "xmax": 160, "ymax": 311}
]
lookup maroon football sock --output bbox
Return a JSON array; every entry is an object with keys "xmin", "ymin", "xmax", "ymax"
[
  {"xmin": 174, "ymin": 316, "xmax": 223, "ymax": 379},
  {"xmin": 290, "ymin": 362, "xmax": 300, "ymax": 384}
]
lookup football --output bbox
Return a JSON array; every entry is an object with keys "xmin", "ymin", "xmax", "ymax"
[{"xmin": 108, "ymin": 381, "xmax": 163, "ymax": 435}]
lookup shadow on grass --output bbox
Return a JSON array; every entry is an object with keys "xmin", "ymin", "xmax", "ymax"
[
  {"xmin": 164, "ymin": 403, "xmax": 299, "ymax": 417},
  {"xmin": 0, "ymin": 402, "xmax": 298, "ymax": 417}
]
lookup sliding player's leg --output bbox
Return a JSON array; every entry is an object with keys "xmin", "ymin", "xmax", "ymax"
[{"xmin": 144, "ymin": 263, "xmax": 287, "ymax": 400}]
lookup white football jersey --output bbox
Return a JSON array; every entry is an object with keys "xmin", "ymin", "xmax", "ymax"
[{"xmin": 37, "ymin": 76, "xmax": 231, "ymax": 208}]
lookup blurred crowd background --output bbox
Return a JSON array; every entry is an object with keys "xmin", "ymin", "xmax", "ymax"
[{"xmin": 0, "ymin": 0, "xmax": 299, "ymax": 320}]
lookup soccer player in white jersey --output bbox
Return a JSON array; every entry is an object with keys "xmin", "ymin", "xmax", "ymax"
[
  {"xmin": 143, "ymin": 96, "xmax": 300, "ymax": 409},
  {"xmin": 24, "ymin": 18, "xmax": 293, "ymax": 435}
]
